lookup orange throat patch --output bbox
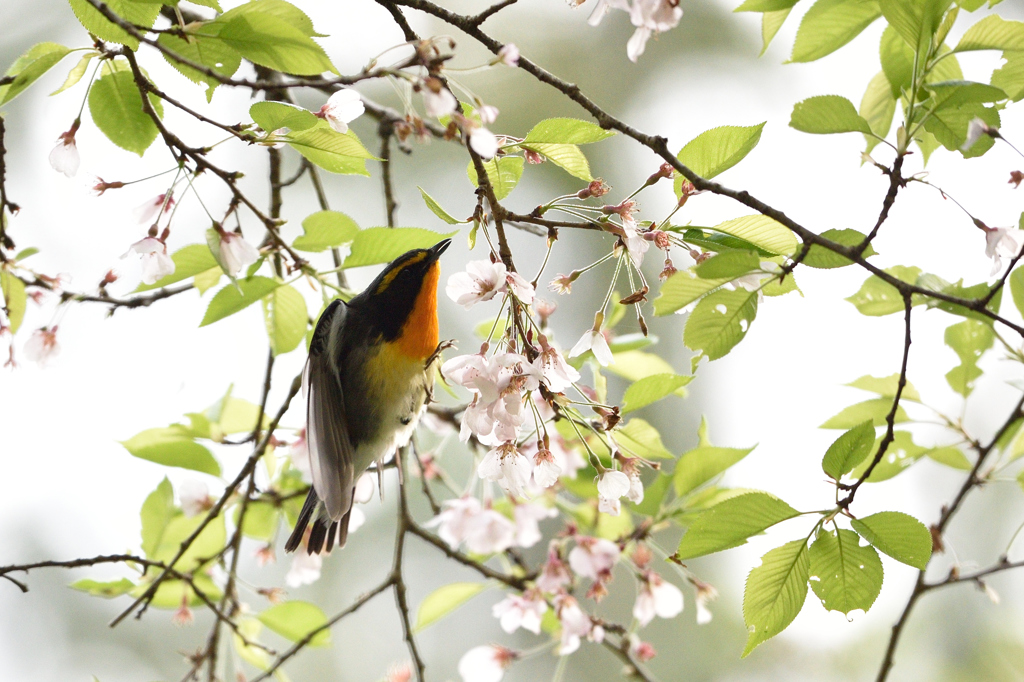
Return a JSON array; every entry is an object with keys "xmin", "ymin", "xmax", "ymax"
[{"xmin": 396, "ymin": 262, "xmax": 440, "ymax": 360}]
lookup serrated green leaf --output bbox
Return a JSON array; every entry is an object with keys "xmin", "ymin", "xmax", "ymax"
[
  {"xmin": 206, "ymin": 395, "xmax": 268, "ymax": 436},
  {"xmin": 929, "ymin": 277, "xmax": 1002, "ymax": 321},
  {"xmin": 674, "ymin": 123, "xmax": 765, "ymax": 193},
  {"xmin": 292, "ymin": 211, "xmax": 359, "ymax": 252},
  {"xmin": 135, "ymin": 243, "xmax": 218, "ymax": 292},
  {"xmin": 677, "ymin": 492, "xmax": 801, "ymax": 560},
  {"xmin": 851, "ymin": 511, "xmax": 931, "ymax": 569},
  {"xmin": 944, "ymin": 319, "xmax": 994, "ymax": 397},
  {"xmin": 519, "ymin": 142, "xmax": 593, "ymax": 181},
  {"xmin": 789, "ymin": 0, "xmax": 882, "ymax": 64},
  {"xmin": 802, "ymin": 229, "xmax": 875, "ymax": 269},
  {"xmin": 822, "ymin": 420, "xmax": 876, "ymax": 479},
  {"xmin": 684, "ymin": 288, "xmax": 759, "ymax": 361},
  {"xmin": 88, "ymin": 69, "xmax": 163, "ymax": 156},
  {"xmin": 343, "ymin": 227, "xmax": 456, "ymax": 269},
  {"xmin": 926, "ymin": 445, "xmax": 971, "ymax": 469},
  {"xmin": 157, "ymin": 25, "xmax": 241, "ymax": 101},
  {"xmin": 1009, "ymin": 266, "xmax": 1024, "ymax": 318},
  {"xmin": 846, "ymin": 373, "xmax": 921, "ymax": 401},
  {"xmin": 215, "ymin": 10, "xmax": 335, "ymax": 76},
  {"xmin": 616, "ymin": 418, "xmax": 673, "ymax": 460},
  {"xmin": 122, "ymin": 429, "xmax": 221, "ymax": 476},
  {"xmin": 258, "ymin": 601, "xmax": 330, "ymax": 646},
  {"xmin": 467, "ymin": 156, "xmax": 524, "ymax": 201},
  {"xmin": 694, "ymin": 250, "xmax": 761, "ymax": 279},
  {"xmin": 250, "ymin": 101, "xmax": 318, "ymax": 132},
  {"xmin": 673, "ymin": 226, "xmax": 777, "ymax": 257},
  {"xmin": 621, "ymin": 373, "xmax": 693, "ymax": 414},
  {"xmin": 808, "ymin": 529, "xmax": 883, "ymax": 615},
  {"xmin": 708, "ymin": 215, "xmax": 799, "ymax": 256},
  {"xmin": 418, "ymin": 187, "xmax": 465, "ymax": 225},
  {"xmin": 924, "ymin": 100, "xmax": 1000, "ymax": 157},
  {"xmin": 675, "ymin": 417, "xmax": 755, "ymax": 496},
  {"xmin": 849, "ymin": 431, "xmax": 924, "ymax": 481},
  {"xmin": 263, "ymin": 284, "xmax": 307, "ymax": 356},
  {"xmin": 880, "ymin": 0, "xmax": 947, "ymax": 54},
  {"xmin": 845, "ymin": 265, "xmax": 920, "ymax": 316},
  {"xmin": 761, "ymin": 8, "xmax": 793, "ymax": 54},
  {"xmin": 0, "ymin": 270, "xmax": 27, "ymax": 334},
  {"xmin": 70, "ymin": 577, "xmax": 136, "ymax": 598},
  {"xmin": 0, "ymin": 42, "xmax": 70, "ymax": 105},
  {"xmin": 736, "ymin": 0, "xmax": 800, "ymax": 10},
  {"xmin": 742, "ymin": 539, "xmax": 809, "ymax": 657},
  {"xmin": 68, "ymin": 0, "xmax": 161, "ymax": 50},
  {"xmin": 820, "ymin": 398, "xmax": 908, "ymax": 429},
  {"xmin": 790, "ymin": 95, "xmax": 872, "ymax": 134},
  {"xmin": 414, "ymin": 582, "xmax": 488, "ymax": 632},
  {"xmin": 287, "ymin": 124, "xmax": 374, "ymax": 175},
  {"xmin": 523, "ymin": 118, "xmax": 615, "ymax": 144},
  {"xmin": 954, "ymin": 14, "xmax": 1024, "ymax": 52},
  {"xmin": 201, "ymin": 276, "xmax": 280, "ymax": 327},
  {"xmin": 860, "ymin": 71, "xmax": 896, "ymax": 152},
  {"xmin": 925, "ymin": 80, "xmax": 1007, "ymax": 112},
  {"xmin": 217, "ymin": 0, "xmax": 324, "ymax": 37},
  {"xmin": 653, "ymin": 270, "xmax": 730, "ymax": 316},
  {"xmin": 992, "ymin": 52, "xmax": 1024, "ymax": 103},
  {"xmin": 880, "ymin": 24, "xmax": 916, "ymax": 98},
  {"xmin": 140, "ymin": 477, "xmax": 175, "ymax": 558}
]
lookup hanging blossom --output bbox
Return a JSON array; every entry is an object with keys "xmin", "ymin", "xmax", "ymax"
[
  {"xmin": 285, "ymin": 549, "xmax": 322, "ymax": 587},
  {"xmin": 179, "ymin": 479, "xmax": 212, "ymax": 517},
  {"xmin": 603, "ymin": 199, "xmax": 648, "ymax": 265},
  {"xmin": 443, "ymin": 352, "xmax": 538, "ymax": 444},
  {"xmin": 492, "ymin": 589, "xmax": 547, "ymax": 634},
  {"xmin": 537, "ymin": 543, "xmax": 573, "ymax": 594},
  {"xmin": 513, "ymin": 501, "xmax": 557, "ymax": 547},
  {"xmin": 569, "ymin": 314, "xmax": 613, "ymax": 366},
  {"xmin": 977, "ymin": 219, "xmax": 1023, "ymax": 275},
  {"xmin": 426, "ymin": 497, "xmax": 517, "ymax": 554},
  {"xmin": 458, "ymin": 645, "xmax": 517, "ymax": 682},
  {"xmin": 48, "ymin": 120, "xmax": 80, "ymax": 177},
  {"xmin": 597, "ymin": 469, "xmax": 631, "ymax": 516},
  {"xmin": 217, "ymin": 229, "xmax": 260, "ymax": 277},
  {"xmin": 134, "ymin": 193, "xmax": 175, "ymax": 225},
  {"xmin": 626, "ymin": 0, "xmax": 683, "ymax": 62},
  {"xmin": 422, "ymin": 76, "xmax": 458, "ymax": 118},
  {"xmin": 568, "ymin": 536, "xmax": 620, "ymax": 583},
  {"xmin": 496, "ymin": 44, "xmax": 520, "ymax": 67},
  {"xmin": 315, "ymin": 88, "xmax": 364, "ymax": 133},
  {"xmin": 446, "ymin": 260, "xmax": 536, "ymax": 308},
  {"xmin": 633, "ymin": 571, "xmax": 684, "ymax": 626},
  {"xmin": 692, "ymin": 578, "xmax": 718, "ymax": 625},
  {"xmin": 531, "ymin": 445, "xmax": 562, "ymax": 488},
  {"xmin": 555, "ymin": 594, "xmax": 603, "ymax": 655},
  {"xmin": 478, "ymin": 441, "xmax": 533, "ymax": 497},
  {"xmin": 532, "ymin": 335, "xmax": 580, "ymax": 392},
  {"xmin": 963, "ymin": 117, "xmax": 996, "ymax": 151},
  {"xmin": 23, "ymin": 327, "xmax": 61, "ymax": 367},
  {"xmin": 123, "ymin": 236, "xmax": 175, "ymax": 285}
]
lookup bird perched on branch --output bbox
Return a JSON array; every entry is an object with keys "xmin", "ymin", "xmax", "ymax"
[{"xmin": 286, "ymin": 239, "xmax": 451, "ymax": 554}]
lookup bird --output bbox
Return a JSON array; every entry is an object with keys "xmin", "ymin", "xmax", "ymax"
[{"xmin": 285, "ymin": 238, "xmax": 451, "ymax": 555}]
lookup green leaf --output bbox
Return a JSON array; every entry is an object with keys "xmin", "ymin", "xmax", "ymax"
[
  {"xmin": 849, "ymin": 431, "xmax": 925, "ymax": 481},
  {"xmin": 237, "ymin": 501, "xmax": 279, "ymax": 541},
  {"xmin": 150, "ymin": 512, "xmax": 226, "ymax": 572},
  {"xmin": 343, "ymin": 227, "xmax": 456, "ymax": 269},
  {"xmin": 851, "ymin": 511, "xmax": 932, "ymax": 569},
  {"xmin": 287, "ymin": 124, "xmax": 374, "ymax": 175},
  {"xmin": 418, "ymin": 187, "xmax": 465, "ymax": 225},
  {"xmin": 634, "ymin": 473, "xmax": 673, "ymax": 516},
  {"xmin": 621, "ymin": 373, "xmax": 693, "ymax": 414},
  {"xmin": 684, "ymin": 288, "xmax": 759, "ymax": 361},
  {"xmin": 216, "ymin": 0, "xmax": 325, "ymax": 37},
  {"xmin": 523, "ymin": 118, "xmax": 615, "ymax": 144},
  {"xmin": 215, "ymin": 10, "xmax": 335, "ymax": 76},
  {"xmin": 50, "ymin": 51, "xmax": 98, "ymax": 96},
  {"xmin": 206, "ymin": 394, "xmax": 269, "ymax": 436},
  {"xmin": 70, "ymin": 577, "xmax": 136, "ymax": 598},
  {"xmin": 954, "ymin": 14, "xmax": 1024, "ymax": 52},
  {"xmin": 820, "ymin": 398, "xmax": 908, "ymax": 429},
  {"xmin": 653, "ymin": 270, "xmax": 730, "ymax": 316},
  {"xmin": 88, "ymin": 69, "xmax": 163, "ymax": 156},
  {"xmin": 616, "ymin": 418, "xmax": 674, "ymax": 460},
  {"xmin": 201, "ymin": 276, "xmax": 280, "ymax": 327},
  {"xmin": 250, "ymin": 101, "xmax": 318, "ymax": 132},
  {"xmin": 928, "ymin": 277, "xmax": 1002, "ymax": 320},
  {"xmin": 605, "ymin": 349, "xmax": 674, "ymax": 382},
  {"xmin": 68, "ymin": 0, "xmax": 161, "ymax": 50},
  {"xmin": 292, "ymin": 211, "xmax": 360, "ymax": 252},
  {"xmin": 708, "ymin": 215, "xmax": 799, "ymax": 256},
  {"xmin": 845, "ymin": 265, "xmax": 920, "ymax": 316},
  {"xmin": 925, "ymin": 80, "xmax": 1007, "ymax": 111},
  {"xmin": 880, "ymin": 0, "xmax": 948, "ymax": 54},
  {"xmin": 467, "ymin": 156, "xmax": 525, "ymax": 201},
  {"xmin": 790, "ymin": 95, "xmax": 872, "ymax": 134},
  {"xmin": 262, "ymin": 284, "xmax": 307, "ymax": 356},
  {"xmin": 674, "ymin": 123, "xmax": 765, "ymax": 190},
  {"xmin": 822, "ymin": 420, "xmax": 876, "ymax": 479},
  {"xmin": 674, "ymin": 417, "xmax": 755, "ymax": 496},
  {"xmin": 1009, "ymin": 266, "xmax": 1024, "ymax": 318},
  {"xmin": 140, "ymin": 477, "xmax": 175, "ymax": 558},
  {"xmin": 808, "ymin": 529, "xmax": 883, "ymax": 615},
  {"xmin": 0, "ymin": 270, "xmax": 27, "ymax": 334},
  {"xmin": 0, "ymin": 42, "xmax": 71, "ymax": 105},
  {"xmin": 742, "ymin": 539, "xmax": 810, "ymax": 657},
  {"xmin": 860, "ymin": 71, "xmax": 897, "ymax": 152},
  {"xmin": 676, "ymin": 492, "xmax": 801, "ymax": 560},
  {"xmin": 926, "ymin": 445, "xmax": 971, "ymax": 470},
  {"xmin": 880, "ymin": 24, "xmax": 916, "ymax": 98},
  {"xmin": 122, "ymin": 429, "xmax": 221, "ymax": 476},
  {"xmin": 194, "ymin": 267, "xmax": 223, "ymax": 294},
  {"xmin": 414, "ymin": 583, "xmax": 488, "ymax": 632},
  {"xmin": 519, "ymin": 142, "xmax": 593, "ymax": 181},
  {"xmin": 694, "ymin": 250, "xmax": 760, "ymax": 279},
  {"xmin": 736, "ymin": 0, "xmax": 800, "ymax": 11},
  {"xmin": 157, "ymin": 26, "xmax": 241, "ymax": 101},
  {"xmin": 761, "ymin": 8, "xmax": 793, "ymax": 54},
  {"xmin": 789, "ymin": 0, "xmax": 882, "ymax": 63},
  {"xmin": 944, "ymin": 319, "xmax": 994, "ymax": 397},
  {"xmin": 802, "ymin": 229, "xmax": 875, "ymax": 269},
  {"xmin": 992, "ymin": 52, "xmax": 1024, "ymax": 103},
  {"xmin": 258, "ymin": 601, "xmax": 330, "ymax": 647},
  {"xmin": 847, "ymin": 373, "xmax": 920, "ymax": 401},
  {"xmin": 135, "ymin": 243, "xmax": 219, "ymax": 292},
  {"xmin": 673, "ymin": 226, "xmax": 778, "ymax": 257},
  {"xmin": 923, "ymin": 100, "xmax": 1000, "ymax": 157}
]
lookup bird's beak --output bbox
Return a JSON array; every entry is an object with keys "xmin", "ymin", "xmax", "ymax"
[{"xmin": 430, "ymin": 239, "xmax": 452, "ymax": 259}]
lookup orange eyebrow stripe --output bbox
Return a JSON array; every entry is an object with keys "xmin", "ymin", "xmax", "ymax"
[{"xmin": 375, "ymin": 251, "xmax": 429, "ymax": 295}]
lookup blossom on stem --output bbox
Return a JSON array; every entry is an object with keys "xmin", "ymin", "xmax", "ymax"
[
  {"xmin": 492, "ymin": 590, "xmax": 547, "ymax": 634},
  {"xmin": 568, "ymin": 536, "xmax": 620, "ymax": 582},
  {"xmin": 537, "ymin": 544, "xmax": 573, "ymax": 593},
  {"xmin": 569, "ymin": 326, "xmax": 613, "ymax": 366},
  {"xmin": 172, "ymin": 593, "xmax": 194, "ymax": 627},
  {"xmin": 465, "ymin": 508, "xmax": 517, "ymax": 554},
  {"xmin": 469, "ymin": 125, "xmax": 500, "ymax": 159},
  {"xmin": 626, "ymin": 0, "xmax": 683, "ymax": 63},
  {"xmin": 422, "ymin": 77, "xmax": 458, "ymax": 118},
  {"xmin": 963, "ymin": 117, "xmax": 996, "ymax": 151},
  {"xmin": 218, "ymin": 230, "xmax": 260, "ymax": 277},
  {"xmin": 458, "ymin": 645, "xmax": 517, "ymax": 682},
  {"xmin": 532, "ymin": 447, "xmax": 562, "ymax": 488},
  {"xmin": 478, "ymin": 441, "xmax": 532, "ymax": 497},
  {"xmin": 316, "ymin": 88, "xmax": 364, "ymax": 133},
  {"xmin": 134, "ymin": 193, "xmax": 174, "ymax": 225},
  {"xmin": 549, "ymin": 271, "xmax": 579, "ymax": 295},
  {"xmin": 633, "ymin": 571, "xmax": 684, "ymax": 626},
  {"xmin": 285, "ymin": 548, "xmax": 322, "ymax": 587},
  {"xmin": 23, "ymin": 327, "xmax": 60, "ymax": 366},
  {"xmin": 446, "ymin": 260, "xmax": 509, "ymax": 308},
  {"xmin": 179, "ymin": 478, "xmax": 212, "ymax": 517},
  {"xmin": 427, "ymin": 496, "xmax": 484, "ymax": 548},
  {"xmin": 597, "ymin": 469, "xmax": 631, "ymax": 515},
  {"xmin": 123, "ymin": 236, "xmax": 175, "ymax": 285},
  {"xmin": 478, "ymin": 104, "xmax": 500, "ymax": 125},
  {"xmin": 532, "ymin": 335, "xmax": 580, "ymax": 392},
  {"xmin": 555, "ymin": 594, "xmax": 596, "ymax": 655},
  {"xmin": 48, "ymin": 121, "xmax": 80, "ymax": 177},
  {"xmin": 977, "ymin": 219, "xmax": 1024, "ymax": 275},
  {"xmin": 693, "ymin": 578, "xmax": 718, "ymax": 625},
  {"xmin": 513, "ymin": 502, "xmax": 557, "ymax": 548},
  {"xmin": 497, "ymin": 44, "xmax": 520, "ymax": 66}
]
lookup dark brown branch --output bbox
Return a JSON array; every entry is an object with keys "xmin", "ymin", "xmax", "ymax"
[
  {"xmin": 470, "ymin": 0, "xmax": 519, "ymax": 26},
  {"xmin": 377, "ymin": 0, "xmax": 420, "ymax": 42},
  {"xmin": 379, "ymin": 120, "xmax": 399, "ymax": 228},
  {"xmin": 855, "ymin": 154, "xmax": 905, "ymax": 256},
  {"xmin": 0, "ymin": 115, "xmax": 18, "ymax": 254}
]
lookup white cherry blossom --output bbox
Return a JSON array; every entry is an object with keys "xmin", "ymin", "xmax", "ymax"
[
  {"xmin": 694, "ymin": 579, "xmax": 718, "ymax": 625},
  {"xmin": 464, "ymin": 508, "xmax": 516, "ymax": 555},
  {"xmin": 569, "ymin": 329, "xmax": 613, "ymax": 366},
  {"xmin": 537, "ymin": 545, "xmax": 572, "ymax": 594},
  {"xmin": 469, "ymin": 126, "xmax": 499, "ymax": 159},
  {"xmin": 134, "ymin": 194, "xmax": 173, "ymax": 225},
  {"xmin": 513, "ymin": 502, "xmax": 557, "ymax": 548},
  {"xmin": 478, "ymin": 441, "xmax": 532, "ymax": 497},
  {"xmin": 426, "ymin": 496, "xmax": 484, "ymax": 548},
  {"xmin": 285, "ymin": 549, "xmax": 322, "ymax": 587},
  {"xmin": 318, "ymin": 88, "xmax": 364, "ymax": 134},
  {"xmin": 179, "ymin": 478, "xmax": 211, "ymax": 517},
  {"xmin": 597, "ymin": 470, "xmax": 631, "ymax": 515},
  {"xmin": 458, "ymin": 645, "xmax": 516, "ymax": 682},
  {"xmin": 492, "ymin": 591, "xmax": 547, "ymax": 634},
  {"xmin": 219, "ymin": 231, "xmax": 260, "ymax": 277},
  {"xmin": 532, "ymin": 447, "xmax": 562, "ymax": 488},
  {"xmin": 983, "ymin": 225, "xmax": 1023, "ymax": 275},
  {"xmin": 555, "ymin": 595, "xmax": 594, "ymax": 655},
  {"xmin": 123, "ymin": 237, "xmax": 175, "ymax": 285},
  {"xmin": 627, "ymin": 0, "xmax": 683, "ymax": 63},
  {"xmin": 497, "ymin": 44, "xmax": 520, "ymax": 66},
  {"xmin": 633, "ymin": 572, "xmax": 684, "ymax": 626},
  {"xmin": 23, "ymin": 327, "xmax": 60, "ymax": 367},
  {"xmin": 48, "ymin": 133, "xmax": 80, "ymax": 177},
  {"xmin": 532, "ymin": 339, "xmax": 580, "ymax": 392},
  {"xmin": 446, "ymin": 260, "xmax": 508, "ymax": 308},
  {"xmin": 568, "ymin": 536, "xmax": 620, "ymax": 581}
]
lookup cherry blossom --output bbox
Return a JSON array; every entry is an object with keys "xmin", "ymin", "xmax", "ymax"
[
  {"xmin": 569, "ymin": 328, "xmax": 613, "ymax": 366},
  {"xmin": 693, "ymin": 579, "xmax": 718, "ymax": 625},
  {"xmin": 568, "ymin": 536, "xmax": 620, "ymax": 582},
  {"xmin": 537, "ymin": 544, "xmax": 573, "ymax": 593},
  {"xmin": 427, "ymin": 496, "xmax": 484, "ymax": 548},
  {"xmin": 218, "ymin": 230, "xmax": 260, "ymax": 277},
  {"xmin": 316, "ymin": 88, "xmax": 364, "ymax": 133},
  {"xmin": 504, "ymin": 271, "xmax": 535, "ymax": 303},
  {"xmin": 621, "ymin": 220, "xmax": 650, "ymax": 266},
  {"xmin": 179, "ymin": 478, "xmax": 212, "ymax": 517},
  {"xmin": 446, "ymin": 260, "xmax": 508, "ymax": 308},
  {"xmin": 469, "ymin": 125, "xmax": 499, "ymax": 159},
  {"xmin": 48, "ymin": 122, "xmax": 80, "ymax": 177},
  {"xmin": 464, "ymin": 508, "xmax": 516, "ymax": 555},
  {"xmin": 549, "ymin": 272, "xmax": 578, "ymax": 294},
  {"xmin": 531, "ymin": 447, "xmax": 562, "ymax": 488},
  {"xmin": 134, "ymin": 193, "xmax": 174, "ymax": 225},
  {"xmin": 458, "ymin": 645, "xmax": 516, "ymax": 682},
  {"xmin": 385, "ymin": 663, "xmax": 412, "ymax": 682},
  {"xmin": 422, "ymin": 77, "xmax": 458, "ymax": 118},
  {"xmin": 963, "ymin": 117, "xmax": 994, "ymax": 151},
  {"xmin": 626, "ymin": 0, "xmax": 683, "ymax": 63},
  {"xmin": 555, "ymin": 594, "xmax": 596, "ymax": 655},
  {"xmin": 497, "ymin": 44, "xmax": 520, "ymax": 66},
  {"xmin": 513, "ymin": 502, "xmax": 557, "ymax": 547},
  {"xmin": 285, "ymin": 548, "xmax": 322, "ymax": 587},
  {"xmin": 597, "ymin": 469, "xmax": 631, "ymax": 515},
  {"xmin": 532, "ymin": 336, "xmax": 580, "ymax": 392},
  {"xmin": 633, "ymin": 571, "xmax": 684, "ymax": 626},
  {"xmin": 478, "ymin": 441, "xmax": 532, "ymax": 497},
  {"xmin": 172, "ymin": 593, "xmax": 194, "ymax": 627},
  {"xmin": 587, "ymin": 0, "xmax": 630, "ymax": 27},
  {"xmin": 123, "ymin": 237, "xmax": 175, "ymax": 285},
  {"xmin": 492, "ymin": 590, "xmax": 547, "ymax": 634},
  {"xmin": 478, "ymin": 104, "xmax": 500, "ymax": 125},
  {"xmin": 630, "ymin": 637, "xmax": 657, "ymax": 662},
  {"xmin": 23, "ymin": 327, "xmax": 60, "ymax": 367},
  {"xmin": 980, "ymin": 222, "xmax": 1023, "ymax": 275}
]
